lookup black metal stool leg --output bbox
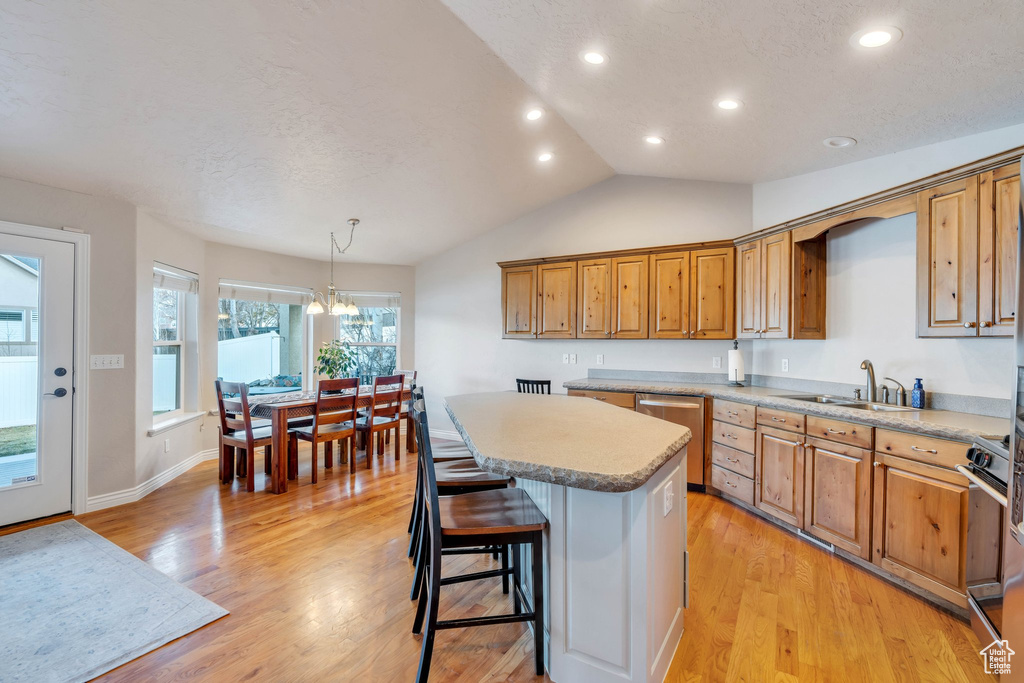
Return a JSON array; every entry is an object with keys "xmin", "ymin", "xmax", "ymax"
[
  {"xmin": 501, "ymin": 544, "xmax": 509, "ymax": 594},
  {"xmin": 533, "ymin": 531, "xmax": 544, "ymax": 676},
  {"xmin": 512, "ymin": 544, "xmax": 522, "ymax": 615}
]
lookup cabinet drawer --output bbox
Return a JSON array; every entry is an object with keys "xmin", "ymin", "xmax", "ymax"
[
  {"xmin": 567, "ymin": 389, "xmax": 635, "ymax": 410},
  {"xmin": 756, "ymin": 407, "xmax": 805, "ymax": 433},
  {"xmin": 711, "ymin": 442, "xmax": 755, "ymax": 479},
  {"xmin": 805, "ymin": 415, "xmax": 873, "ymax": 449},
  {"xmin": 875, "ymin": 429, "xmax": 969, "ymax": 470},
  {"xmin": 712, "ymin": 399, "xmax": 755, "ymax": 428},
  {"xmin": 712, "ymin": 464, "xmax": 754, "ymax": 505},
  {"xmin": 711, "ymin": 420, "xmax": 755, "ymax": 454}
]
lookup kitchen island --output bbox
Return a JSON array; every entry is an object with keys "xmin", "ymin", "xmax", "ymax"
[{"xmin": 444, "ymin": 392, "xmax": 691, "ymax": 683}]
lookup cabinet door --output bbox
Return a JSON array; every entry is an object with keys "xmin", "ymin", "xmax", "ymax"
[
  {"xmin": 501, "ymin": 265, "xmax": 537, "ymax": 338},
  {"xmin": 690, "ymin": 247, "xmax": 735, "ymax": 339},
  {"xmin": 649, "ymin": 251, "xmax": 690, "ymax": 339},
  {"xmin": 754, "ymin": 424, "xmax": 804, "ymax": 527},
  {"xmin": 577, "ymin": 258, "xmax": 612, "ymax": 338},
  {"xmin": 761, "ymin": 232, "xmax": 791, "ymax": 339},
  {"xmin": 536, "ymin": 261, "xmax": 577, "ymax": 339},
  {"xmin": 916, "ymin": 177, "xmax": 979, "ymax": 337},
  {"xmin": 803, "ymin": 438, "xmax": 871, "ymax": 559},
  {"xmin": 872, "ymin": 455, "xmax": 970, "ymax": 606},
  {"xmin": 736, "ymin": 241, "xmax": 761, "ymax": 339},
  {"xmin": 611, "ymin": 255, "xmax": 649, "ymax": 339},
  {"xmin": 978, "ymin": 165, "xmax": 1019, "ymax": 337}
]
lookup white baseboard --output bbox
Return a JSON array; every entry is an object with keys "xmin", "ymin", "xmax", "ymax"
[
  {"xmin": 429, "ymin": 428, "xmax": 463, "ymax": 442},
  {"xmin": 86, "ymin": 448, "xmax": 219, "ymax": 512}
]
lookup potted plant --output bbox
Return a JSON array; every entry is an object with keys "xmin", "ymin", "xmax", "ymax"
[{"xmin": 316, "ymin": 340, "xmax": 356, "ymax": 380}]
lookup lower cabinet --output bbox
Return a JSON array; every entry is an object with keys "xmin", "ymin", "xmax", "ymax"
[
  {"xmin": 803, "ymin": 437, "xmax": 872, "ymax": 560},
  {"xmin": 754, "ymin": 425, "xmax": 805, "ymax": 528}
]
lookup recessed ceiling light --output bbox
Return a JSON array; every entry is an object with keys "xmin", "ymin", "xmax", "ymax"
[
  {"xmin": 526, "ymin": 108, "xmax": 544, "ymax": 121},
  {"xmin": 823, "ymin": 136, "xmax": 858, "ymax": 148},
  {"xmin": 850, "ymin": 26, "xmax": 903, "ymax": 48},
  {"xmin": 580, "ymin": 51, "xmax": 607, "ymax": 65},
  {"xmin": 538, "ymin": 152, "xmax": 553, "ymax": 162},
  {"xmin": 645, "ymin": 136, "xmax": 664, "ymax": 145},
  {"xmin": 715, "ymin": 98, "xmax": 742, "ymax": 110}
]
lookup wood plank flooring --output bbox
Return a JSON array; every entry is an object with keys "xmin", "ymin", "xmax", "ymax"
[{"xmin": 3, "ymin": 440, "xmax": 992, "ymax": 682}]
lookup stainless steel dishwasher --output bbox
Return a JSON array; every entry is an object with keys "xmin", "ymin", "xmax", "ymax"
[{"xmin": 636, "ymin": 393, "xmax": 705, "ymax": 489}]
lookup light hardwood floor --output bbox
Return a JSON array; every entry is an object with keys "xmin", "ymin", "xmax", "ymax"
[{"xmin": 4, "ymin": 440, "xmax": 991, "ymax": 682}]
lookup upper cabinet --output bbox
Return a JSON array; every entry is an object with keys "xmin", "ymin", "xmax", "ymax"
[
  {"xmin": 501, "ymin": 265, "xmax": 537, "ymax": 339},
  {"xmin": 978, "ymin": 164, "xmax": 1020, "ymax": 336},
  {"xmin": 737, "ymin": 241, "xmax": 761, "ymax": 338},
  {"xmin": 917, "ymin": 165, "xmax": 1017, "ymax": 338},
  {"xmin": 649, "ymin": 251, "xmax": 690, "ymax": 339},
  {"xmin": 737, "ymin": 233, "xmax": 791, "ymax": 339},
  {"xmin": 611, "ymin": 255, "xmax": 649, "ymax": 339},
  {"xmin": 537, "ymin": 261, "xmax": 577, "ymax": 339},
  {"xmin": 577, "ymin": 258, "xmax": 612, "ymax": 338},
  {"xmin": 690, "ymin": 247, "xmax": 735, "ymax": 339}
]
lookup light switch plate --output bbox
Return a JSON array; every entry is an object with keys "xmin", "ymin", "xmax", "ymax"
[
  {"xmin": 663, "ymin": 481, "xmax": 674, "ymax": 517},
  {"xmin": 562, "ymin": 353, "xmax": 569, "ymax": 364},
  {"xmin": 569, "ymin": 354, "xmax": 577, "ymax": 364},
  {"xmin": 596, "ymin": 354, "xmax": 604, "ymax": 365},
  {"xmin": 782, "ymin": 358, "xmax": 790, "ymax": 372},
  {"xmin": 90, "ymin": 354, "xmax": 124, "ymax": 370},
  {"xmin": 712, "ymin": 356, "xmax": 722, "ymax": 369}
]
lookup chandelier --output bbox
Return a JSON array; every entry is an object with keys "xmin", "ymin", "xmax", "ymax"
[{"xmin": 307, "ymin": 218, "xmax": 360, "ymax": 316}]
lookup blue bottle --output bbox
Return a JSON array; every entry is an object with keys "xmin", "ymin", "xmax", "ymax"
[{"xmin": 911, "ymin": 378, "xmax": 925, "ymax": 409}]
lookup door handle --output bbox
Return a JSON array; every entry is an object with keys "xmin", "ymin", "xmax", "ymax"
[
  {"xmin": 638, "ymin": 400, "xmax": 702, "ymax": 409},
  {"xmin": 44, "ymin": 388, "xmax": 68, "ymax": 398}
]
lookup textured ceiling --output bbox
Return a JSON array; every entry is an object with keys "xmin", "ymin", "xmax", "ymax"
[
  {"xmin": 0, "ymin": 0, "xmax": 612, "ymax": 264},
  {"xmin": 441, "ymin": 0, "xmax": 1024, "ymax": 183}
]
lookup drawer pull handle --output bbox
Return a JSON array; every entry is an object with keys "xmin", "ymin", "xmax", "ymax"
[
  {"xmin": 725, "ymin": 434, "xmax": 737, "ymax": 439},
  {"xmin": 593, "ymin": 397, "xmax": 606, "ymax": 401},
  {"xmin": 724, "ymin": 481, "xmax": 737, "ymax": 488},
  {"xmin": 827, "ymin": 428, "xmax": 847, "ymax": 435},
  {"xmin": 772, "ymin": 417, "xmax": 786, "ymax": 423},
  {"xmin": 727, "ymin": 410, "xmax": 739, "ymax": 416},
  {"xmin": 726, "ymin": 457, "xmax": 740, "ymax": 463},
  {"xmin": 911, "ymin": 446, "xmax": 938, "ymax": 454}
]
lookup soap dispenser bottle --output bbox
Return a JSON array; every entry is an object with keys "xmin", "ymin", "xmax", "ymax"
[{"xmin": 911, "ymin": 378, "xmax": 925, "ymax": 409}]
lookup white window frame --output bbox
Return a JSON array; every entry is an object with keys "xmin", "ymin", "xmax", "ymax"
[
  {"xmin": 335, "ymin": 292, "xmax": 401, "ymax": 379},
  {"xmin": 153, "ymin": 288, "xmax": 184, "ymax": 418},
  {"xmin": 153, "ymin": 263, "xmax": 199, "ymax": 423},
  {"xmin": 0, "ymin": 307, "xmax": 28, "ymax": 343}
]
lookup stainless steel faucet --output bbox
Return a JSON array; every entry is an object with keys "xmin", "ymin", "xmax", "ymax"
[
  {"xmin": 883, "ymin": 377, "xmax": 907, "ymax": 406},
  {"xmin": 860, "ymin": 360, "xmax": 876, "ymax": 402}
]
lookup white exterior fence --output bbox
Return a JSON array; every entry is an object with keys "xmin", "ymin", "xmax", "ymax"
[
  {"xmin": 0, "ymin": 356, "xmax": 37, "ymax": 428},
  {"xmin": 153, "ymin": 353, "xmax": 179, "ymax": 414},
  {"xmin": 217, "ymin": 332, "xmax": 281, "ymax": 383}
]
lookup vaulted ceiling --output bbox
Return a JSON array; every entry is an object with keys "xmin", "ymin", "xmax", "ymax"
[{"xmin": 1, "ymin": 1, "xmax": 1022, "ymax": 264}]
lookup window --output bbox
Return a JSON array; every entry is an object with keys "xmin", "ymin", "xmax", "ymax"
[
  {"xmin": 0, "ymin": 310, "xmax": 26, "ymax": 343},
  {"xmin": 153, "ymin": 264, "xmax": 198, "ymax": 418},
  {"xmin": 217, "ymin": 281, "xmax": 312, "ymax": 394},
  {"xmin": 336, "ymin": 293, "xmax": 400, "ymax": 384}
]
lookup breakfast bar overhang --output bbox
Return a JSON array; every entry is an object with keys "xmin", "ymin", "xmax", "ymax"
[{"xmin": 444, "ymin": 392, "xmax": 692, "ymax": 683}]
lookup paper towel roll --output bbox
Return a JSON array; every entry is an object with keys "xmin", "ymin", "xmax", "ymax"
[{"xmin": 728, "ymin": 348, "xmax": 745, "ymax": 384}]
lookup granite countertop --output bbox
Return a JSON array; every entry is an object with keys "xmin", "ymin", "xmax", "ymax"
[
  {"xmin": 564, "ymin": 378, "xmax": 1010, "ymax": 442},
  {"xmin": 444, "ymin": 392, "xmax": 691, "ymax": 493}
]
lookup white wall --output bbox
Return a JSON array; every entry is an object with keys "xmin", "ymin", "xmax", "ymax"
[
  {"xmin": 415, "ymin": 175, "xmax": 753, "ymax": 431},
  {"xmin": 751, "ymin": 216, "xmax": 1013, "ymax": 399}
]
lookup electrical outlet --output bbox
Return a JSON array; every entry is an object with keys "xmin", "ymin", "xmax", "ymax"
[
  {"xmin": 562, "ymin": 353, "xmax": 569, "ymax": 364},
  {"xmin": 712, "ymin": 356, "xmax": 722, "ymax": 369},
  {"xmin": 596, "ymin": 354, "xmax": 604, "ymax": 365},
  {"xmin": 782, "ymin": 358, "xmax": 790, "ymax": 372},
  {"xmin": 569, "ymin": 353, "xmax": 577, "ymax": 364},
  {"xmin": 163, "ymin": 438, "xmax": 170, "ymax": 453},
  {"xmin": 663, "ymin": 481, "xmax": 674, "ymax": 517}
]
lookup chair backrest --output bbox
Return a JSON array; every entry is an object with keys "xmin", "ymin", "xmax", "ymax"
[
  {"xmin": 410, "ymin": 398, "xmax": 442, "ymax": 542},
  {"xmin": 516, "ymin": 379, "xmax": 551, "ymax": 395},
  {"xmin": 215, "ymin": 380, "xmax": 255, "ymax": 438},
  {"xmin": 313, "ymin": 377, "xmax": 359, "ymax": 434},
  {"xmin": 371, "ymin": 374, "xmax": 405, "ymax": 421},
  {"xmin": 396, "ymin": 369, "xmax": 417, "ymax": 387}
]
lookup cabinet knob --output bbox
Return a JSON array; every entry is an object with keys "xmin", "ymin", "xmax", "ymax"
[
  {"xmin": 981, "ymin": 321, "xmax": 992, "ymax": 328},
  {"xmin": 873, "ymin": 461, "xmax": 881, "ymax": 467},
  {"xmin": 964, "ymin": 322, "xmax": 976, "ymax": 328}
]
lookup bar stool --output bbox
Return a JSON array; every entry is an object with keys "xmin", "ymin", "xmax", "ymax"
[
  {"xmin": 516, "ymin": 379, "xmax": 551, "ymax": 394},
  {"xmin": 288, "ymin": 378, "xmax": 358, "ymax": 481},
  {"xmin": 409, "ymin": 399, "xmax": 547, "ymax": 682}
]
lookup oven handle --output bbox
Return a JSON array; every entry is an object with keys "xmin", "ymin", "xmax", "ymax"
[{"xmin": 955, "ymin": 465, "xmax": 1008, "ymax": 507}]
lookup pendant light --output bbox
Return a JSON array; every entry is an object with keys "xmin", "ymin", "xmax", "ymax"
[{"xmin": 307, "ymin": 218, "xmax": 361, "ymax": 316}]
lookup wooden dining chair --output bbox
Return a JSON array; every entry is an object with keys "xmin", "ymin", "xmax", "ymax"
[
  {"xmin": 409, "ymin": 399, "xmax": 547, "ymax": 682},
  {"xmin": 393, "ymin": 369, "xmax": 418, "ymax": 453},
  {"xmin": 215, "ymin": 380, "xmax": 275, "ymax": 493},
  {"xmin": 516, "ymin": 379, "xmax": 551, "ymax": 394},
  {"xmin": 356, "ymin": 374, "xmax": 404, "ymax": 464},
  {"xmin": 288, "ymin": 378, "xmax": 359, "ymax": 481}
]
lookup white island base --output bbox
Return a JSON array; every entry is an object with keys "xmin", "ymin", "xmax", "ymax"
[{"xmin": 516, "ymin": 449, "xmax": 687, "ymax": 683}]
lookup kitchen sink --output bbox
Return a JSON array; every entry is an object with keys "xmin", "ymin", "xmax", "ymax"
[
  {"xmin": 843, "ymin": 403, "xmax": 917, "ymax": 412},
  {"xmin": 782, "ymin": 394, "xmax": 859, "ymax": 405}
]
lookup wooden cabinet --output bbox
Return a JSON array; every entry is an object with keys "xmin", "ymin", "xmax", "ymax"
[
  {"xmin": 738, "ymin": 233, "xmax": 791, "ymax": 339},
  {"xmin": 978, "ymin": 164, "xmax": 1020, "ymax": 336},
  {"xmin": 916, "ymin": 177, "xmax": 981, "ymax": 337},
  {"xmin": 690, "ymin": 247, "xmax": 735, "ymax": 339},
  {"xmin": 536, "ymin": 261, "xmax": 577, "ymax": 338},
  {"xmin": 791, "ymin": 235, "xmax": 827, "ymax": 339},
  {"xmin": 649, "ymin": 251, "xmax": 690, "ymax": 338},
  {"xmin": 611, "ymin": 255, "xmax": 649, "ymax": 338},
  {"xmin": 577, "ymin": 258, "xmax": 612, "ymax": 338},
  {"xmin": 755, "ymin": 424, "xmax": 805, "ymax": 527},
  {"xmin": 501, "ymin": 265, "xmax": 537, "ymax": 338},
  {"xmin": 804, "ymin": 437, "xmax": 872, "ymax": 559},
  {"xmin": 566, "ymin": 389, "xmax": 636, "ymax": 409}
]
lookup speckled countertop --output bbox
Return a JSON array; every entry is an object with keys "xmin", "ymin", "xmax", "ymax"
[
  {"xmin": 564, "ymin": 378, "xmax": 1010, "ymax": 442},
  {"xmin": 444, "ymin": 392, "xmax": 691, "ymax": 493}
]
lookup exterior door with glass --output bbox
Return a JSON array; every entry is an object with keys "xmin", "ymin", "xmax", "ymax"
[{"xmin": 0, "ymin": 231, "xmax": 75, "ymax": 526}]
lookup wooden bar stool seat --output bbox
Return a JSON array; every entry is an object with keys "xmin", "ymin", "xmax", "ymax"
[
  {"xmin": 288, "ymin": 377, "xmax": 358, "ymax": 482},
  {"xmin": 437, "ymin": 488, "xmax": 547, "ymax": 535},
  {"xmin": 435, "ymin": 460, "xmax": 509, "ymax": 487}
]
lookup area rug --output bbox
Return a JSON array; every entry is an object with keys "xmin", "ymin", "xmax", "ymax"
[{"xmin": 0, "ymin": 520, "xmax": 228, "ymax": 682}]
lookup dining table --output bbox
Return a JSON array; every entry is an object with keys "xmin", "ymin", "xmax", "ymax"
[{"xmin": 247, "ymin": 386, "xmax": 414, "ymax": 493}]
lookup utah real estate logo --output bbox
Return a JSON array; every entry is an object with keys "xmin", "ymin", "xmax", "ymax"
[{"xmin": 981, "ymin": 639, "xmax": 1014, "ymax": 675}]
